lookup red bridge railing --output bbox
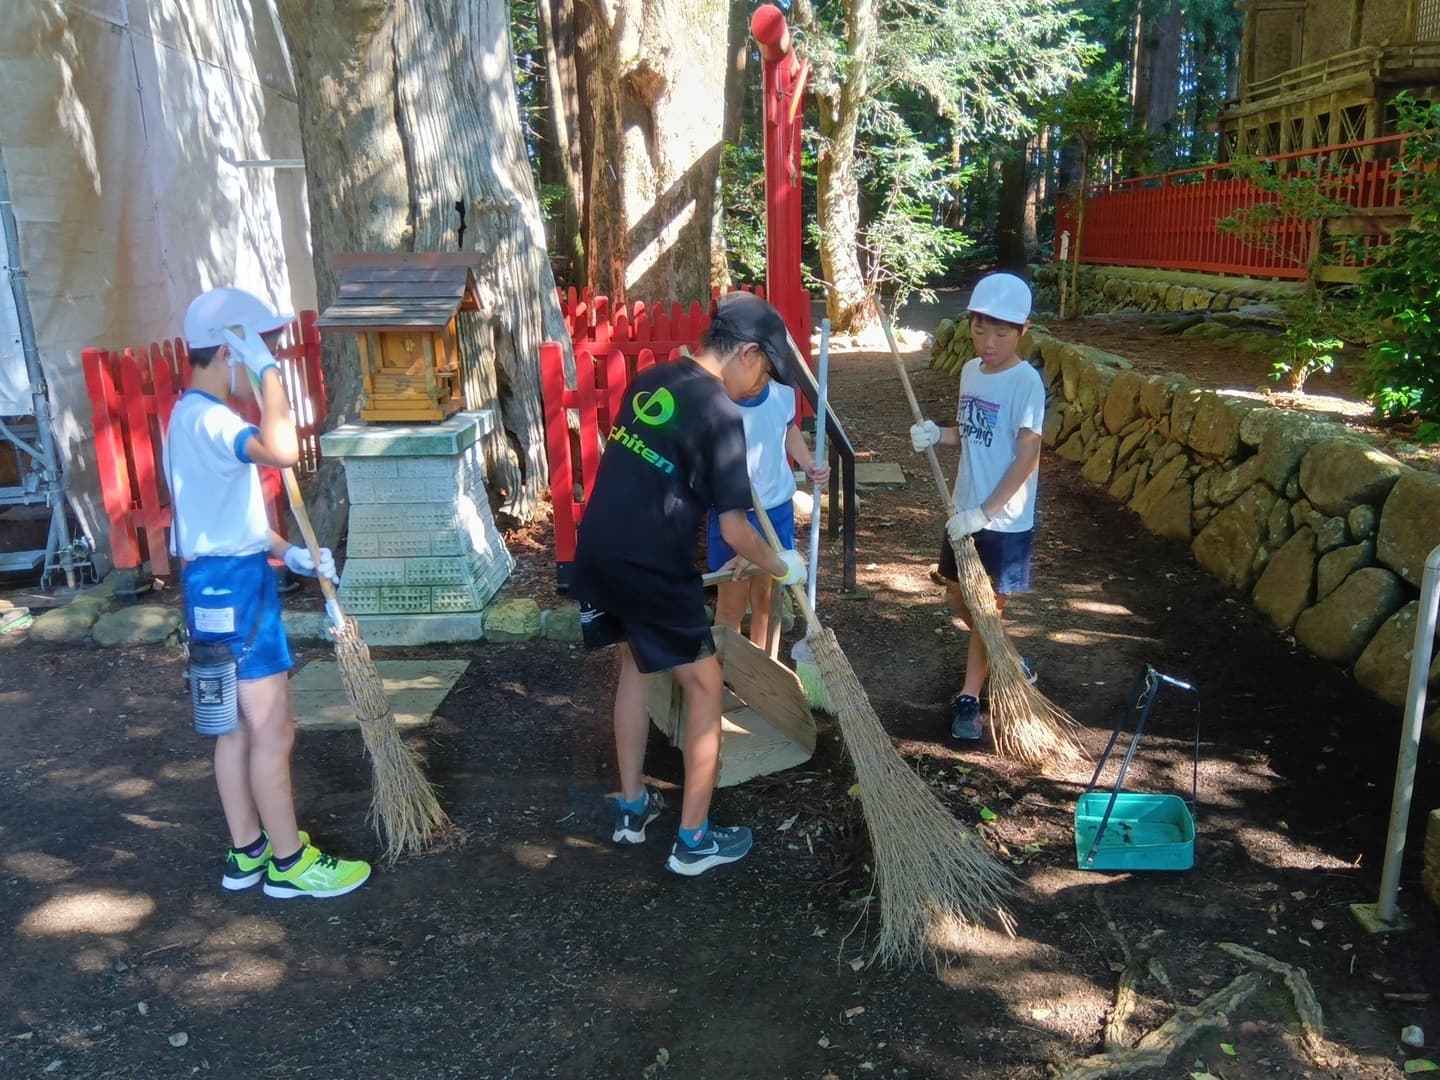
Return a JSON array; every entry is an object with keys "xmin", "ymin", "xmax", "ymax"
[
  {"xmin": 82, "ymin": 312, "xmax": 326, "ymax": 576},
  {"xmin": 1055, "ymin": 135, "xmax": 1407, "ymax": 280}
]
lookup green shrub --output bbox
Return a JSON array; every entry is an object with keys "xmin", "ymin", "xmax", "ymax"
[{"xmin": 1356, "ymin": 93, "xmax": 1440, "ymax": 442}]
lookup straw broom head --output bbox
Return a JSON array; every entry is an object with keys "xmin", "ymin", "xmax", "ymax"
[
  {"xmin": 950, "ymin": 529, "xmax": 1085, "ymax": 768},
  {"xmin": 330, "ymin": 617, "xmax": 450, "ymax": 864},
  {"xmin": 807, "ymin": 626, "xmax": 1015, "ymax": 965}
]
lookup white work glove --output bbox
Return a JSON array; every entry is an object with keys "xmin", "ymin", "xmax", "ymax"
[
  {"xmin": 284, "ymin": 544, "xmax": 339, "ymax": 585},
  {"xmin": 946, "ymin": 506, "xmax": 991, "ymax": 542},
  {"xmin": 910, "ymin": 420, "xmax": 942, "ymax": 453},
  {"xmin": 220, "ymin": 328, "xmax": 279, "ymax": 381},
  {"xmin": 773, "ymin": 549, "xmax": 807, "ymax": 587}
]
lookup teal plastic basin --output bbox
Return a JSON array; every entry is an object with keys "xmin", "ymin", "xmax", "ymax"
[{"xmin": 1075, "ymin": 791, "xmax": 1196, "ymax": 871}]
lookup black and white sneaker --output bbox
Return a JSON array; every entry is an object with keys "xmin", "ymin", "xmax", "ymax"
[
  {"xmin": 610, "ymin": 787, "xmax": 665, "ymax": 845},
  {"xmin": 950, "ymin": 694, "xmax": 983, "ymax": 740},
  {"xmin": 665, "ymin": 824, "xmax": 753, "ymax": 876}
]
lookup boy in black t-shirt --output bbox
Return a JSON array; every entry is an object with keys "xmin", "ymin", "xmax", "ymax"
[{"xmin": 573, "ymin": 292, "xmax": 806, "ymax": 876}]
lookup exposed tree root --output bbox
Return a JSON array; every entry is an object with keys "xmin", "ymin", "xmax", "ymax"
[{"xmin": 1051, "ymin": 942, "xmax": 1334, "ymax": 1079}]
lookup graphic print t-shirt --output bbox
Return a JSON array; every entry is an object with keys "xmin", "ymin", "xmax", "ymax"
[
  {"xmin": 573, "ymin": 358, "xmax": 751, "ymax": 616},
  {"xmin": 952, "ymin": 357, "xmax": 1047, "ymax": 533}
]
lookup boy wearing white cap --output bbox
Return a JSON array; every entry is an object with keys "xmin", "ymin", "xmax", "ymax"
[
  {"xmin": 164, "ymin": 286, "xmax": 370, "ymax": 899},
  {"xmin": 908, "ymin": 272, "xmax": 1045, "ymax": 740}
]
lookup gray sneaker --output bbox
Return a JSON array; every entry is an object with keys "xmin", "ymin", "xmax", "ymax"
[
  {"xmin": 610, "ymin": 787, "xmax": 665, "ymax": 845},
  {"xmin": 665, "ymin": 824, "xmax": 753, "ymax": 876}
]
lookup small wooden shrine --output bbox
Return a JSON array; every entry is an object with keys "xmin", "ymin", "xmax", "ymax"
[{"xmin": 316, "ymin": 253, "xmax": 484, "ymax": 423}]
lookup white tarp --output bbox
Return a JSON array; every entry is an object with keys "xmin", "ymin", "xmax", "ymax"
[
  {"xmin": 0, "ymin": 0, "xmax": 316, "ymax": 566},
  {"xmin": 0, "ymin": 263, "xmax": 26, "ymax": 415}
]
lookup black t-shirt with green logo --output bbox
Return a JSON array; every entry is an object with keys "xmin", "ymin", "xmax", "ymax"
[{"xmin": 573, "ymin": 357, "xmax": 751, "ymax": 620}]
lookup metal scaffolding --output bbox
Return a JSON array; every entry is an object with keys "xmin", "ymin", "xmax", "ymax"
[{"xmin": 0, "ymin": 137, "xmax": 91, "ymax": 591}]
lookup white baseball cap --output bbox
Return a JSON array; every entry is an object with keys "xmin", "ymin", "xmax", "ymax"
[
  {"xmin": 183, "ymin": 287, "xmax": 293, "ymax": 348},
  {"xmin": 967, "ymin": 272, "xmax": 1032, "ymax": 326}
]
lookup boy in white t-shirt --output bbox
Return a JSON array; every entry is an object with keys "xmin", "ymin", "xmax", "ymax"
[
  {"xmin": 707, "ymin": 379, "xmax": 829, "ymax": 648},
  {"xmin": 909, "ymin": 273, "xmax": 1045, "ymax": 740},
  {"xmin": 164, "ymin": 287, "xmax": 370, "ymax": 899}
]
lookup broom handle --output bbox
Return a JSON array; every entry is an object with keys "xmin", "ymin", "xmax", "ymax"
[
  {"xmin": 246, "ymin": 366, "xmax": 346, "ymax": 630},
  {"xmin": 748, "ymin": 478, "xmax": 822, "ymax": 636},
  {"xmin": 807, "ymin": 319, "xmax": 831, "ymax": 613},
  {"xmin": 877, "ymin": 301, "xmax": 955, "ymax": 516}
]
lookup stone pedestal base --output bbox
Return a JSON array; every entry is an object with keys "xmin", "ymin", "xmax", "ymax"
[{"xmin": 320, "ymin": 411, "xmax": 512, "ymax": 643}]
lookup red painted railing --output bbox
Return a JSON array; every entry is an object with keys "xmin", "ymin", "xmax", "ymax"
[
  {"xmin": 82, "ymin": 312, "xmax": 327, "ymax": 575},
  {"xmin": 1055, "ymin": 135, "xmax": 1407, "ymax": 279}
]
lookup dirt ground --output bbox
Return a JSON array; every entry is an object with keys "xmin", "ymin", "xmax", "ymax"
[{"xmin": 2, "ymin": 298, "xmax": 1438, "ymax": 1079}]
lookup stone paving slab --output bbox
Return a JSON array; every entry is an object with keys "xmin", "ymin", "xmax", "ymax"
[
  {"xmin": 291, "ymin": 659, "xmax": 470, "ymax": 731},
  {"xmin": 793, "ymin": 461, "xmax": 905, "ymax": 488}
]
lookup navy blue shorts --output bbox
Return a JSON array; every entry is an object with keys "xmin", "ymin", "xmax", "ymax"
[
  {"xmin": 938, "ymin": 527, "xmax": 1034, "ymax": 595},
  {"xmin": 706, "ymin": 501, "xmax": 795, "ymax": 571},
  {"xmin": 578, "ymin": 602, "xmax": 715, "ymax": 675},
  {"xmin": 183, "ymin": 552, "xmax": 292, "ymax": 680}
]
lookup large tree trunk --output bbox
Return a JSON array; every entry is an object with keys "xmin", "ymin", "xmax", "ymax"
[
  {"xmin": 795, "ymin": 0, "xmax": 877, "ymax": 333},
  {"xmin": 538, "ymin": 0, "xmax": 586, "ymax": 284},
  {"xmin": 573, "ymin": 0, "xmax": 629, "ymax": 300},
  {"xmin": 567, "ymin": 0, "xmax": 728, "ymax": 303},
  {"xmin": 995, "ymin": 139, "xmax": 1030, "ymax": 272},
  {"xmin": 1133, "ymin": 0, "xmax": 1182, "ymax": 167},
  {"xmin": 712, "ymin": 0, "xmax": 753, "ymax": 290},
  {"xmin": 1024, "ymin": 127, "xmax": 1047, "ymax": 255},
  {"xmin": 277, "ymin": 0, "xmax": 568, "ymax": 536}
]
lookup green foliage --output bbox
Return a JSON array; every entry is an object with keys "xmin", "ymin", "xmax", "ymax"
[
  {"xmin": 719, "ymin": 142, "xmax": 768, "ymax": 285},
  {"xmin": 1355, "ymin": 94, "xmax": 1440, "ymax": 438},
  {"xmin": 1045, "ymin": 64, "xmax": 1141, "ymax": 171},
  {"xmin": 1269, "ymin": 297, "xmax": 1344, "ymax": 393}
]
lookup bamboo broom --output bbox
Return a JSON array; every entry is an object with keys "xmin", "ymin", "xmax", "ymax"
[
  {"xmin": 877, "ymin": 303, "xmax": 1083, "ymax": 768},
  {"xmin": 248, "ymin": 366, "xmax": 449, "ymax": 863},
  {"xmin": 748, "ymin": 481, "xmax": 1014, "ymax": 965}
]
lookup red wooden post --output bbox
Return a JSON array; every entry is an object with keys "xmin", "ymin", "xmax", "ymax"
[
  {"xmin": 83, "ymin": 348, "xmax": 142, "ymax": 571},
  {"xmin": 539, "ymin": 342, "xmax": 579, "ymax": 579},
  {"xmin": 119, "ymin": 350, "xmax": 169, "ymax": 575}
]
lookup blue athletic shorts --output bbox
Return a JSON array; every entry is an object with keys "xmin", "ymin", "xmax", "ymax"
[
  {"xmin": 706, "ymin": 501, "xmax": 796, "ymax": 571},
  {"xmin": 182, "ymin": 552, "xmax": 292, "ymax": 681},
  {"xmin": 938, "ymin": 527, "xmax": 1034, "ymax": 595}
]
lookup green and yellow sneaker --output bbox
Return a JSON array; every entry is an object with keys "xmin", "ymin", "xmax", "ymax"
[
  {"xmin": 262, "ymin": 844, "xmax": 371, "ymax": 900},
  {"xmin": 222, "ymin": 830, "xmax": 310, "ymax": 891}
]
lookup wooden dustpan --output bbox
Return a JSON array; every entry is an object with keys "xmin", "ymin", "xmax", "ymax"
[{"xmin": 646, "ymin": 573, "xmax": 816, "ymax": 786}]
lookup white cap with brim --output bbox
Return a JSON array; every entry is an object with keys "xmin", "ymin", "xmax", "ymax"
[
  {"xmin": 183, "ymin": 286, "xmax": 294, "ymax": 349},
  {"xmin": 967, "ymin": 272, "xmax": 1032, "ymax": 326}
]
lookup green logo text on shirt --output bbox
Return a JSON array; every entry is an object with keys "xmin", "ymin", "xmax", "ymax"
[{"xmin": 632, "ymin": 388, "xmax": 676, "ymax": 427}]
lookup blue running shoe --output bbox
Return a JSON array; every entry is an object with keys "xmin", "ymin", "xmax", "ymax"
[
  {"xmin": 610, "ymin": 787, "xmax": 665, "ymax": 845},
  {"xmin": 665, "ymin": 824, "xmax": 753, "ymax": 876}
]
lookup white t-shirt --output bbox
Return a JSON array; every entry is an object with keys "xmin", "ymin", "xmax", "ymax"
[
  {"xmin": 952, "ymin": 357, "xmax": 1046, "ymax": 533},
  {"xmin": 163, "ymin": 390, "xmax": 271, "ymax": 559},
  {"xmin": 739, "ymin": 383, "xmax": 798, "ymax": 510}
]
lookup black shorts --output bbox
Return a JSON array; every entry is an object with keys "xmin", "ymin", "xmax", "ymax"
[
  {"xmin": 578, "ymin": 603, "xmax": 715, "ymax": 674},
  {"xmin": 938, "ymin": 527, "xmax": 1034, "ymax": 595}
]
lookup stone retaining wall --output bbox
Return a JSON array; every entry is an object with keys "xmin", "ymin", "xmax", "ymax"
[
  {"xmin": 931, "ymin": 326, "xmax": 1440, "ymax": 746},
  {"xmin": 1030, "ymin": 263, "xmax": 1306, "ymax": 318}
]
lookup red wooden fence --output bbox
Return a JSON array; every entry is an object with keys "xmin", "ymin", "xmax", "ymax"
[
  {"xmin": 82, "ymin": 311, "xmax": 327, "ymax": 575},
  {"xmin": 540, "ymin": 342, "xmax": 689, "ymax": 580},
  {"xmin": 1055, "ymin": 135, "xmax": 1407, "ymax": 280}
]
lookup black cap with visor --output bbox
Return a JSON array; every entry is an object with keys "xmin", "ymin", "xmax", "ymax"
[{"xmin": 707, "ymin": 292, "xmax": 795, "ymax": 386}]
